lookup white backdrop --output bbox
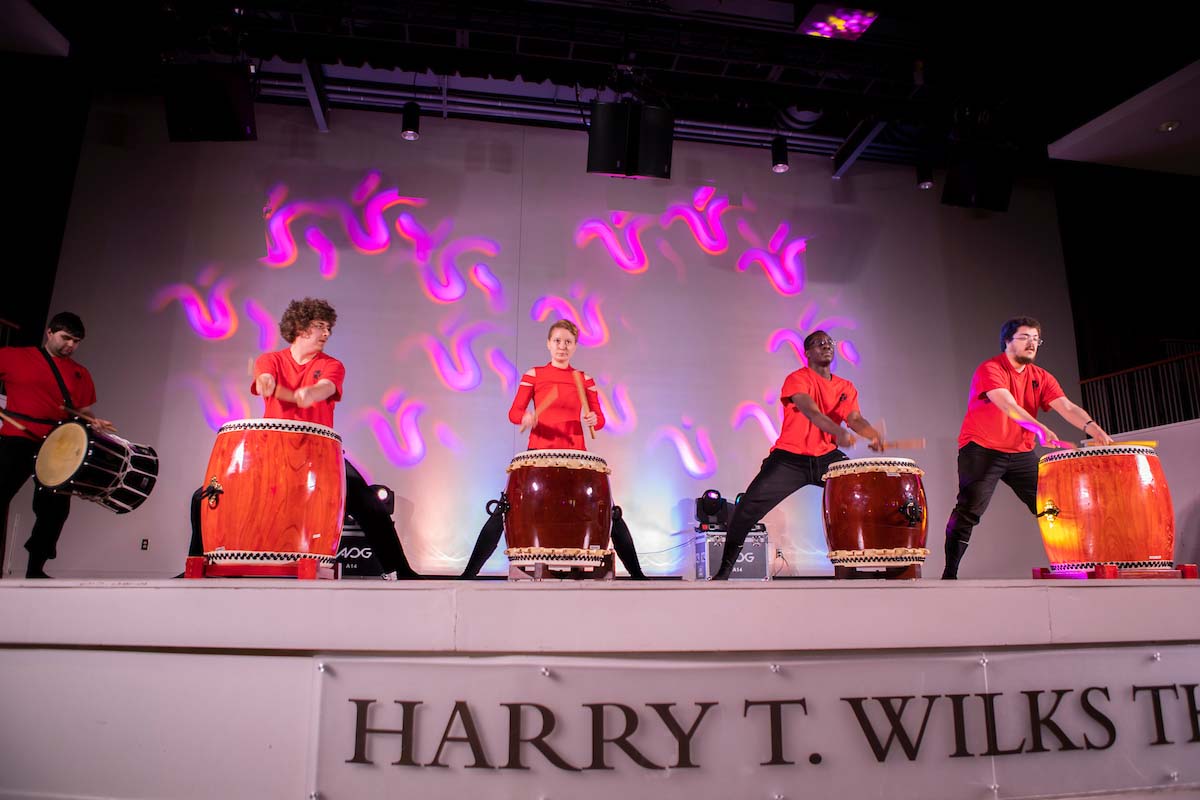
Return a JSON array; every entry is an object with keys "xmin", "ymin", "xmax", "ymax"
[{"xmin": 4, "ymin": 95, "xmax": 1091, "ymax": 579}]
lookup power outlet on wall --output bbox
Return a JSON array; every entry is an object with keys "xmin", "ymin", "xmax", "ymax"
[{"xmin": 140, "ymin": 539, "xmax": 149, "ymax": 551}]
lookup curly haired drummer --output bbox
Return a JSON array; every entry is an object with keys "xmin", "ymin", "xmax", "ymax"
[
  {"xmin": 0, "ymin": 312, "xmax": 113, "ymax": 578},
  {"xmin": 942, "ymin": 316, "xmax": 1113, "ymax": 579},
  {"xmin": 186, "ymin": 298, "xmax": 419, "ymax": 579},
  {"xmin": 713, "ymin": 330, "xmax": 884, "ymax": 580}
]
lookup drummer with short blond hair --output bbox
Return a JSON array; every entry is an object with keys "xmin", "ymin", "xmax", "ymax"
[
  {"xmin": 712, "ymin": 330, "xmax": 884, "ymax": 580},
  {"xmin": 942, "ymin": 316, "xmax": 1113, "ymax": 579},
  {"xmin": 0, "ymin": 312, "xmax": 113, "ymax": 578}
]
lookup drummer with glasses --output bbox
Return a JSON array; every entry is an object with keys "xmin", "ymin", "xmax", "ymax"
[
  {"xmin": 0, "ymin": 312, "xmax": 113, "ymax": 578},
  {"xmin": 942, "ymin": 316, "xmax": 1113, "ymax": 579},
  {"xmin": 713, "ymin": 330, "xmax": 885, "ymax": 580}
]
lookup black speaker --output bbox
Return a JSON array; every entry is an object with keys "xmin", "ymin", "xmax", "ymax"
[
  {"xmin": 941, "ymin": 143, "xmax": 1013, "ymax": 212},
  {"xmin": 587, "ymin": 101, "xmax": 673, "ymax": 179},
  {"xmin": 163, "ymin": 62, "xmax": 257, "ymax": 142}
]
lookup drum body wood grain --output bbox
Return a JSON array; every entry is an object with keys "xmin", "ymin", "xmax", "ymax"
[
  {"xmin": 199, "ymin": 418, "xmax": 345, "ymax": 566},
  {"xmin": 1037, "ymin": 445, "xmax": 1175, "ymax": 571},
  {"xmin": 822, "ymin": 457, "xmax": 929, "ymax": 571}
]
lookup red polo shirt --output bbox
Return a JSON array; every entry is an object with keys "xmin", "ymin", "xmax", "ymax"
[
  {"xmin": 772, "ymin": 367, "xmax": 859, "ymax": 457},
  {"xmin": 250, "ymin": 348, "xmax": 345, "ymax": 428},
  {"xmin": 0, "ymin": 347, "xmax": 97, "ymax": 441},
  {"xmin": 957, "ymin": 354, "xmax": 1065, "ymax": 452}
]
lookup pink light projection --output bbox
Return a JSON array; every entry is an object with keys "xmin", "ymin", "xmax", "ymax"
[
  {"xmin": 593, "ymin": 376, "xmax": 638, "ymax": 434},
  {"xmin": 151, "ymin": 271, "xmax": 239, "ymax": 340},
  {"xmin": 394, "ymin": 214, "xmax": 503, "ymax": 305},
  {"xmin": 574, "ymin": 212, "xmax": 655, "ymax": 274},
  {"xmin": 185, "ymin": 377, "xmax": 251, "ymax": 432},
  {"xmin": 434, "ymin": 421, "xmax": 464, "ymax": 453},
  {"xmin": 363, "ymin": 388, "xmax": 428, "ymax": 467},
  {"xmin": 767, "ymin": 303, "xmax": 861, "ymax": 368},
  {"xmin": 421, "ymin": 320, "xmax": 497, "ymax": 392},
  {"xmin": 470, "ymin": 263, "xmax": 505, "ymax": 311},
  {"xmin": 304, "ymin": 227, "xmax": 339, "ymax": 279},
  {"xmin": 799, "ymin": 6, "xmax": 877, "ymax": 40},
  {"xmin": 653, "ymin": 417, "xmax": 718, "ymax": 479},
  {"xmin": 486, "ymin": 348, "xmax": 519, "ymax": 394},
  {"xmin": 731, "ymin": 402, "xmax": 780, "ymax": 445},
  {"xmin": 351, "ymin": 171, "xmax": 382, "ymax": 205},
  {"xmin": 244, "ymin": 299, "xmax": 279, "ymax": 352},
  {"xmin": 263, "ymin": 184, "xmax": 288, "ymax": 219},
  {"xmin": 530, "ymin": 288, "xmax": 610, "ymax": 348},
  {"xmin": 661, "ymin": 186, "xmax": 734, "ymax": 255},
  {"xmin": 736, "ymin": 221, "xmax": 807, "ymax": 295},
  {"xmin": 656, "ymin": 239, "xmax": 688, "ymax": 281}
]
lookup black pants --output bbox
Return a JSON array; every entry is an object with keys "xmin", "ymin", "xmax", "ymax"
[
  {"xmin": 942, "ymin": 442, "xmax": 1038, "ymax": 578},
  {"xmin": 188, "ymin": 460, "xmax": 416, "ymax": 576},
  {"xmin": 715, "ymin": 448, "xmax": 847, "ymax": 579},
  {"xmin": 0, "ymin": 436, "xmax": 71, "ymax": 570}
]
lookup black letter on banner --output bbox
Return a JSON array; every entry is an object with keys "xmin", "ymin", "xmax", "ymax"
[
  {"xmin": 1022, "ymin": 690, "xmax": 1081, "ymax": 752},
  {"xmin": 1181, "ymin": 684, "xmax": 1200, "ymax": 743},
  {"xmin": 842, "ymin": 696, "xmax": 939, "ymax": 762},
  {"xmin": 583, "ymin": 703, "xmax": 665, "ymax": 770},
  {"xmin": 500, "ymin": 703, "xmax": 580, "ymax": 771},
  {"xmin": 979, "ymin": 693, "xmax": 1025, "ymax": 756},
  {"xmin": 1132, "ymin": 685, "xmax": 1179, "ymax": 746},
  {"xmin": 427, "ymin": 701, "xmax": 494, "ymax": 769},
  {"xmin": 945, "ymin": 694, "xmax": 973, "ymax": 757},
  {"xmin": 647, "ymin": 703, "xmax": 718, "ymax": 768},
  {"xmin": 345, "ymin": 699, "xmax": 422, "ymax": 766},
  {"xmin": 1080, "ymin": 687, "xmax": 1116, "ymax": 750},
  {"xmin": 744, "ymin": 699, "xmax": 808, "ymax": 766}
]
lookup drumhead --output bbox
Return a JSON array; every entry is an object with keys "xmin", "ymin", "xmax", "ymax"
[
  {"xmin": 215, "ymin": 417, "xmax": 342, "ymax": 443},
  {"xmin": 1039, "ymin": 444, "xmax": 1156, "ymax": 464},
  {"xmin": 823, "ymin": 456, "xmax": 923, "ymax": 480},
  {"xmin": 507, "ymin": 449, "xmax": 610, "ymax": 473},
  {"xmin": 35, "ymin": 422, "xmax": 90, "ymax": 488}
]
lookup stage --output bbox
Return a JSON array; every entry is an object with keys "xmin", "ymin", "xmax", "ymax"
[{"xmin": 2, "ymin": 576, "xmax": 1200, "ymax": 799}]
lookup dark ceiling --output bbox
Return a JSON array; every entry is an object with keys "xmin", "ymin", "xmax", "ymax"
[{"xmin": 26, "ymin": 1, "xmax": 1200, "ymax": 170}]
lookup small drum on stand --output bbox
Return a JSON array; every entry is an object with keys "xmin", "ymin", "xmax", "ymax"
[
  {"xmin": 195, "ymin": 418, "xmax": 345, "ymax": 579},
  {"xmin": 822, "ymin": 457, "xmax": 929, "ymax": 579},
  {"xmin": 503, "ymin": 449, "xmax": 614, "ymax": 580},
  {"xmin": 35, "ymin": 421, "xmax": 158, "ymax": 513},
  {"xmin": 1036, "ymin": 445, "xmax": 1176, "ymax": 576}
]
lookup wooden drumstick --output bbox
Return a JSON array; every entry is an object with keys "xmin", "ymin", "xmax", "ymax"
[
  {"xmin": 520, "ymin": 386, "xmax": 559, "ymax": 432},
  {"xmin": 882, "ymin": 437, "xmax": 927, "ymax": 450},
  {"xmin": 250, "ymin": 359, "xmax": 297, "ymax": 404},
  {"xmin": 1085, "ymin": 439, "xmax": 1157, "ymax": 448},
  {"xmin": 0, "ymin": 408, "xmax": 29, "ymax": 432},
  {"xmin": 61, "ymin": 404, "xmax": 116, "ymax": 432},
  {"xmin": 572, "ymin": 370, "xmax": 596, "ymax": 440}
]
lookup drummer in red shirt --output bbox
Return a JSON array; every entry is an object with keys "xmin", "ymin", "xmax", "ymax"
[
  {"xmin": 459, "ymin": 320, "xmax": 645, "ymax": 578},
  {"xmin": 942, "ymin": 316, "xmax": 1113, "ymax": 579},
  {"xmin": 186, "ymin": 298, "xmax": 418, "ymax": 579},
  {"xmin": 0, "ymin": 312, "xmax": 113, "ymax": 578},
  {"xmin": 713, "ymin": 330, "xmax": 884, "ymax": 580}
]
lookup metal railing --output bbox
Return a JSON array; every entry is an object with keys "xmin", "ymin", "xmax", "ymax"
[{"xmin": 1081, "ymin": 351, "xmax": 1200, "ymax": 435}]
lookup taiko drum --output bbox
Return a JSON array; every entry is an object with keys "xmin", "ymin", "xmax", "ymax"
[
  {"xmin": 1037, "ymin": 445, "xmax": 1175, "ymax": 570},
  {"xmin": 199, "ymin": 419, "xmax": 346, "ymax": 565},
  {"xmin": 503, "ymin": 450, "xmax": 613, "ymax": 568},
  {"xmin": 822, "ymin": 457, "xmax": 929, "ymax": 570}
]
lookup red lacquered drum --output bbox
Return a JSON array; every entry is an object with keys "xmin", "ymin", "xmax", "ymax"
[
  {"xmin": 503, "ymin": 449, "xmax": 614, "ymax": 570},
  {"xmin": 199, "ymin": 418, "xmax": 346, "ymax": 570},
  {"xmin": 822, "ymin": 457, "xmax": 929, "ymax": 570},
  {"xmin": 1037, "ymin": 445, "xmax": 1175, "ymax": 571}
]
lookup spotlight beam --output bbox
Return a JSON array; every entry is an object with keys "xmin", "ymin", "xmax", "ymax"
[
  {"xmin": 300, "ymin": 58, "xmax": 330, "ymax": 132},
  {"xmin": 831, "ymin": 117, "xmax": 887, "ymax": 179}
]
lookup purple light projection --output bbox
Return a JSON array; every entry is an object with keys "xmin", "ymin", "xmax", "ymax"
[
  {"xmin": 421, "ymin": 318, "xmax": 499, "ymax": 392},
  {"xmin": 363, "ymin": 388, "xmax": 428, "ymax": 468},
  {"xmin": 736, "ymin": 221, "xmax": 807, "ymax": 296},
  {"xmin": 244, "ymin": 299, "xmax": 279, "ymax": 352},
  {"xmin": 767, "ymin": 302, "xmax": 860, "ymax": 368},
  {"xmin": 151, "ymin": 267, "xmax": 239, "ymax": 340},
  {"xmin": 731, "ymin": 401, "xmax": 780, "ymax": 445},
  {"xmin": 653, "ymin": 417, "xmax": 718, "ymax": 480},
  {"xmin": 486, "ymin": 348, "xmax": 520, "ymax": 395},
  {"xmin": 185, "ymin": 376, "xmax": 251, "ymax": 432},
  {"xmin": 661, "ymin": 185, "xmax": 734, "ymax": 255},
  {"xmin": 434, "ymin": 421, "xmax": 465, "ymax": 453},
  {"xmin": 470, "ymin": 263, "xmax": 506, "ymax": 311},
  {"xmin": 799, "ymin": 6, "xmax": 878, "ymax": 40},
  {"xmin": 574, "ymin": 211, "xmax": 655, "ymax": 274},
  {"xmin": 529, "ymin": 284, "xmax": 610, "ymax": 347},
  {"xmin": 593, "ymin": 376, "xmax": 638, "ymax": 435}
]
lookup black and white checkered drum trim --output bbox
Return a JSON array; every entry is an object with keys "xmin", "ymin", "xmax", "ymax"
[
  {"xmin": 1040, "ymin": 445, "xmax": 1156, "ymax": 464},
  {"xmin": 507, "ymin": 449, "xmax": 610, "ymax": 471},
  {"xmin": 216, "ymin": 418, "xmax": 341, "ymax": 443},
  {"xmin": 205, "ymin": 550, "xmax": 337, "ymax": 567},
  {"xmin": 823, "ymin": 457, "xmax": 922, "ymax": 480},
  {"xmin": 1050, "ymin": 560, "xmax": 1175, "ymax": 572}
]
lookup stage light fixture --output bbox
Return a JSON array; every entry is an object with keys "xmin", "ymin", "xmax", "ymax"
[
  {"xmin": 771, "ymin": 135, "xmax": 790, "ymax": 173},
  {"xmin": 916, "ymin": 162, "xmax": 934, "ymax": 190},
  {"xmin": 695, "ymin": 489, "xmax": 729, "ymax": 526},
  {"xmin": 369, "ymin": 484, "xmax": 396, "ymax": 515},
  {"xmin": 401, "ymin": 101, "xmax": 420, "ymax": 141}
]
